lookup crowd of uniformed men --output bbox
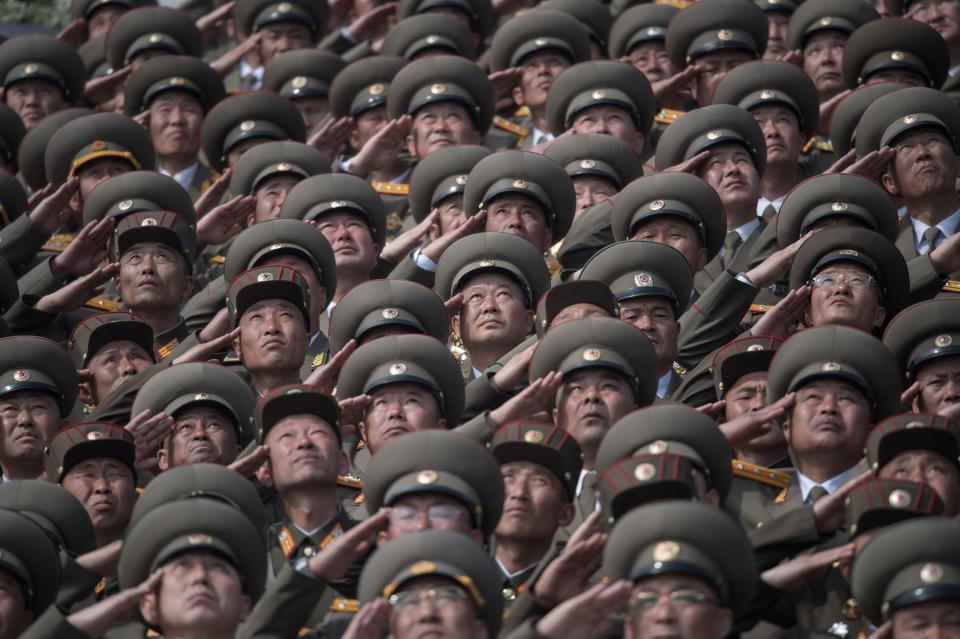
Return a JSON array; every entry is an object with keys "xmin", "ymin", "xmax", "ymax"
[{"xmin": 0, "ymin": 0, "xmax": 958, "ymax": 636}]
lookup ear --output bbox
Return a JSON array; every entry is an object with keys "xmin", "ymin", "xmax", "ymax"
[
  {"xmin": 781, "ymin": 412, "xmax": 792, "ymax": 444},
  {"xmin": 232, "ymin": 332, "xmax": 243, "ymax": 360},
  {"xmin": 180, "ymin": 274, "xmax": 195, "ymax": 301},
  {"xmin": 512, "ymin": 85, "xmax": 525, "ymax": 107},
  {"xmin": 435, "ymin": 418, "xmax": 447, "ymax": 430},
  {"xmin": 157, "ymin": 445, "xmax": 169, "ymax": 471},
  {"xmin": 703, "ymin": 488, "xmax": 721, "ymax": 507},
  {"xmin": 358, "ymin": 421, "xmax": 368, "ymax": 444},
  {"xmin": 694, "ymin": 246, "xmax": 708, "ymax": 272},
  {"xmin": 872, "ymin": 304, "xmax": 886, "ymax": 328},
  {"xmin": 78, "ymin": 379, "xmax": 96, "ymax": 407},
  {"xmin": 558, "ymin": 501, "xmax": 575, "ymax": 527},
  {"xmin": 881, "ymin": 170, "xmax": 898, "ymax": 195},
  {"xmin": 524, "ymin": 309, "xmax": 535, "ymax": 334},
  {"xmin": 405, "ymin": 132, "xmax": 417, "ymax": 159},
  {"xmin": 542, "ymin": 227, "xmax": 553, "ymax": 253},
  {"xmin": 633, "ymin": 132, "xmax": 646, "ymax": 156},
  {"xmin": 338, "ymin": 449, "xmax": 349, "ymax": 476},
  {"xmin": 716, "ymin": 607, "xmax": 733, "ymax": 638},
  {"xmin": 246, "ymin": 210, "xmax": 256, "ymax": 227},
  {"xmin": 347, "ymin": 126, "xmax": 361, "ymax": 151},
  {"xmin": 140, "ymin": 589, "xmax": 159, "ymax": 626},
  {"xmin": 237, "ymin": 594, "xmax": 252, "ymax": 623},
  {"xmin": 255, "ymin": 458, "xmax": 274, "ymax": 488},
  {"xmin": 451, "ymin": 312, "xmax": 462, "ymax": 341}
]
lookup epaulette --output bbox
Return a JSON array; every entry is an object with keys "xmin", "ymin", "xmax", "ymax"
[
  {"xmin": 94, "ymin": 578, "xmax": 106, "ymax": 598},
  {"xmin": 337, "ymin": 474, "xmax": 363, "ymax": 489},
  {"xmin": 450, "ymin": 342, "xmax": 468, "ymax": 361},
  {"xmin": 353, "ymin": 493, "xmax": 365, "ymax": 505},
  {"xmin": 85, "ymin": 296, "xmax": 120, "ymax": 312},
  {"xmin": 147, "ymin": 630, "xmax": 161, "ymax": 637},
  {"xmin": 311, "ymin": 352, "xmax": 325, "ymax": 369},
  {"xmin": 655, "ymin": 108, "xmax": 685, "ymax": 126},
  {"xmin": 513, "ymin": 105, "xmax": 531, "ymax": 119},
  {"xmin": 749, "ymin": 303, "xmax": 771, "ymax": 314},
  {"xmin": 548, "ymin": 239, "xmax": 563, "ymax": 259},
  {"xmin": 200, "ymin": 170, "xmax": 221, "ymax": 195},
  {"xmin": 157, "ymin": 337, "xmax": 179, "ymax": 360},
  {"xmin": 774, "ymin": 486, "xmax": 789, "ymax": 504},
  {"xmin": 732, "ymin": 459, "xmax": 791, "ymax": 489},
  {"xmin": 136, "ymin": 487, "xmax": 144, "ymax": 495},
  {"xmin": 208, "ymin": 255, "xmax": 226, "ymax": 265},
  {"xmin": 655, "ymin": 0, "xmax": 692, "ymax": 8},
  {"xmin": 371, "ymin": 180, "xmax": 409, "ymax": 196},
  {"xmin": 943, "ymin": 279, "xmax": 960, "ymax": 293},
  {"xmin": 278, "ymin": 525, "xmax": 296, "ymax": 559},
  {"xmin": 41, "ymin": 233, "xmax": 74, "ymax": 254},
  {"xmin": 493, "ymin": 115, "xmax": 529, "ymax": 139},
  {"xmin": 672, "ymin": 361, "xmax": 688, "ymax": 377},
  {"xmin": 802, "ymin": 136, "xmax": 833, "ymax": 154},
  {"xmin": 545, "ymin": 255, "xmax": 562, "ymax": 278},
  {"xmin": 330, "ymin": 598, "xmax": 360, "ymax": 614}
]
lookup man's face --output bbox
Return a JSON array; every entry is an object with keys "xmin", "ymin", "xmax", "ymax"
[
  {"xmin": 452, "ymin": 272, "xmax": 533, "ymax": 354},
  {"xmin": 141, "ymin": 550, "xmax": 251, "ymax": 636},
  {"xmin": 549, "ymin": 302, "xmax": 610, "ymax": 329},
  {"xmin": 630, "ymin": 218, "xmax": 708, "ymax": 273},
  {"xmin": 884, "ymin": 127, "xmax": 960, "ymax": 201},
  {"xmin": 258, "ymin": 22, "xmax": 313, "ymax": 65},
  {"xmin": 4, "ymin": 79, "xmax": 65, "ymax": 129},
  {"xmin": 61, "ymin": 457, "xmax": 136, "ymax": 538},
  {"xmin": 572, "ymin": 176, "xmax": 617, "ymax": 217},
  {"xmin": 263, "ymin": 414, "xmax": 344, "ymax": 491},
  {"xmin": 495, "ymin": 460, "xmax": 572, "ymax": 542},
  {"xmin": 436, "ymin": 196, "xmax": 466, "ymax": 236},
  {"xmin": 361, "ymin": 382, "xmax": 445, "ymax": 455},
  {"xmin": 628, "ymin": 42, "xmax": 675, "ymax": 83},
  {"xmin": 87, "ymin": 340, "xmax": 153, "ymax": 403},
  {"xmin": 763, "ymin": 12, "xmax": 791, "ymax": 59},
  {"xmin": 87, "ymin": 5, "xmax": 126, "ymax": 39},
  {"xmin": 880, "ymin": 449, "xmax": 960, "ymax": 516},
  {"xmin": 618, "ymin": 297, "xmax": 679, "ymax": 373},
  {"xmin": 907, "ymin": 0, "xmax": 960, "ymax": 49},
  {"xmin": 294, "ymin": 97, "xmax": 329, "ymax": 134},
  {"xmin": 77, "ymin": 158, "xmax": 133, "ymax": 202},
  {"xmin": 752, "ymin": 105, "xmax": 803, "ymax": 166},
  {"xmin": 625, "ymin": 574, "xmax": 732, "ymax": 639},
  {"xmin": 148, "ymin": 92, "xmax": 203, "ymax": 162},
  {"xmin": 159, "ymin": 406, "xmax": 240, "ymax": 469},
  {"xmin": 724, "ymin": 371, "xmax": 786, "ymax": 449},
  {"xmin": 891, "ymin": 599, "xmax": 960, "ymax": 639},
  {"xmin": 916, "ymin": 355, "xmax": 960, "ymax": 414},
  {"xmin": 514, "ymin": 51, "xmax": 570, "ymax": 110},
  {"xmin": 571, "ymin": 105, "xmax": 644, "ymax": 155},
  {"xmin": 804, "ymin": 264, "xmax": 886, "ymax": 331},
  {"xmin": 802, "ymin": 31, "xmax": 847, "ymax": 100},
  {"xmin": 226, "ymin": 138, "xmax": 270, "ymax": 170},
  {"xmin": 251, "ymin": 175, "xmax": 300, "ymax": 225},
  {"xmin": 387, "ymin": 576, "xmax": 487, "ymax": 639},
  {"xmin": 0, "ymin": 391, "xmax": 61, "ymax": 472},
  {"xmin": 483, "ymin": 193, "xmax": 553, "ymax": 252},
  {"xmin": 235, "ymin": 299, "xmax": 308, "ymax": 376},
  {"xmin": 349, "ymin": 106, "xmax": 389, "ymax": 150},
  {"xmin": 697, "ymin": 143, "xmax": 762, "ymax": 212},
  {"xmin": 695, "ymin": 50, "xmax": 754, "ymax": 105},
  {"xmin": 783, "ymin": 379, "xmax": 871, "ymax": 464},
  {"xmin": 554, "ymin": 367, "xmax": 637, "ymax": 452},
  {"xmin": 380, "ymin": 493, "xmax": 478, "ymax": 543},
  {"xmin": 867, "ymin": 68, "xmax": 928, "ymax": 86},
  {"xmin": 117, "ymin": 242, "xmax": 193, "ymax": 312},
  {"xmin": 315, "ymin": 212, "xmax": 379, "ymax": 278},
  {"xmin": 0, "ymin": 569, "xmax": 32, "ymax": 639},
  {"xmin": 407, "ymin": 102, "xmax": 481, "ymax": 160},
  {"xmin": 258, "ymin": 254, "xmax": 325, "ymax": 334}
]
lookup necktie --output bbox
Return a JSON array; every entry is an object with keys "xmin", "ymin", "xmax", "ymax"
[
  {"xmin": 807, "ymin": 485, "xmax": 829, "ymax": 504},
  {"xmin": 922, "ymin": 226, "xmax": 943, "ymax": 254},
  {"xmin": 721, "ymin": 231, "xmax": 743, "ymax": 269},
  {"xmin": 578, "ymin": 471, "xmax": 598, "ymax": 518},
  {"xmin": 761, "ymin": 203, "xmax": 777, "ymax": 221}
]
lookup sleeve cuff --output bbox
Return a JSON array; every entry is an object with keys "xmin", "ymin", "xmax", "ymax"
[{"xmin": 412, "ymin": 248, "xmax": 438, "ymax": 272}]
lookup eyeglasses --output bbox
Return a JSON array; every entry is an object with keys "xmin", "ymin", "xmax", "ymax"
[
  {"xmin": 388, "ymin": 504, "xmax": 466, "ymax": 527},
  {"xmin": 630, "ymin": 589, "xmax": 718, "ymax": 612},
  {"xmin": 388, "ymin": 585, "xmax": 469, "ymax": 611},
  {"xmin": 809, "ymin": 273, "xmax": 876, "ymax": 290}
]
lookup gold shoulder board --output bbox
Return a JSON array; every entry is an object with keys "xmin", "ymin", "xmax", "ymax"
[
  {"xmin": 731, "ymin": 459, "xmax": 791, "ymax": 489},
  {"xmin": 655, "ymin": 108, "xmax": 685, "ymax": 126},
  {"xmin": 41, "ymin": 233, "xmax": 75, "ymax": 254},
  {"xmin": 337, "ymin": 474, "xmax": 363, "ymax": 489},
  {"xmin": 942, "ymin": 280, "xmax": 960, "ymax": 293},
  {"xmin": 493, "ymin": 115, "xmax": 529, "ymax": 138},
  {"xmin": 85, "ymin": 297, "xmax": 120, "ymax": 312},
  {"xmin": 330, "ymin": 598, "xmax": 360, "ymax": 613},
  {"xmin": 371, "ymin": 180, "xmax": 410, "ymax": 195},
  {"xmin": 749, "ymin": 303, "xmax": 771, "ymax": 314},
  {"xmin": 208, "ymin": 254, "xmax": 226, "ymax": 265}
]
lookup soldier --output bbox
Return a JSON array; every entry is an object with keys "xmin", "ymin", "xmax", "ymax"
[
  {"xmin": 363, "ymin": 429, "xmax": 504, "ymax": 544},
  {"xmin": 486, "ymin": 11, "xmax": 592, "ymax": 149},
  {"xmin": 829, "ymin": 82, "xmax": 903, "ymax": 160},
  {"xmin": 490, "ymin": 420, "xmax": 581, "ymax": 600},
  {"xmin": 124, "ymin": 55, "xmax": 227, "ymax": 200},
  {"xmin": 396, "ymin": 0, "xmax": 496, "ymax": 49},
  {"xmin": 434, "ymin": 232, "xmax": 550, "ymax": 380},
  {"xmin": 103, "ymin": 6, "xmax": 202, "ymax": 72},
  {"xmin": 891, "ymin": 0, "xmax": 960, "ymax": 102},
  {"xmin": 580, "ymin": 240, "xmax": 695, "ymax": 396},
  {"xmin": 841, "ymin": 18, "xmax": 948, "ymax": 89},
  {"xmin": 603, "ymin": 501, "xmax": 756, "ymax": 639},
  {"xmin": 200, "ymin": 90, "xmax": 307, "ymax": 174},
  {"xmin": 665, "ymin": 0, "xmax": 769, "ymax": 106},
  {"xmin": 884, "ymin": 297, "xmax": 960, "ymax": 418},
  {"xmin": 68, "ymin": 312, "xmax": 155, "ymax": 408},
  {"xmin": 851, "ymin": 517, "xmax": 960, "ymax": 638},
  {"xmin": 357, "ymin": 530, "xmax": 504, "ymax": 638},
  {"xmin": 131, "ymin": 361, "xmax": 256, "ymax": 469},
  {"xmin": 226, "ymin": 265, "xmax": 312, "ymax": 394},
  {"xmin": 712, "ymin": 60, "xmax": 821, "ymax": 215},
  {"xmin": 856, "ymin": 86, "xmax": 960, "ymax": 298},
  {"xmin": 757, "ymin": 0, "xmax": 798, "ymax": 59},
  {"xmin": 0, "ymin": 35, "xmax": 84, "ymax": 129},
  {"xmin": 45, "ymin": 422, "xmax": 137, "ymax": 548},
  {"xmin": 279, "ymin": 173, "xmax": 386, "ymax": 309},
  {"xmin": 544, "ymin": 60, "xmax": 655, "ymax": 158},
  {"xmin": 16, "ymin": 107, "xmax": 91, "ymax": 195},
  {"xmin": 0, "ymin": 105, "xmax": 25, "ymax": 178},
  {"xmin": 0, "ymin": 336, "xmax": 78, "ymax": 480},
  {"xmin": 380, "ymin": 14, "xmax": 478, "ymax": 61},
  {"xmin": 540, "ymin": 0, "xmax": 613, "ymax": 59},
  {"xmin": 231, "ymin": 0, "xmax": 330, "ymax": 90},
  {"xmin": 69, "ymin": 0, "xmax": 154, "ymax": 41},
  {"xmin": 261, "ymin": 49, "xmax": 346, "ymax": 133},
  {"xmin": 543, "ymin": 134, "xmax": 643, "ymax": 219},
  {"xmin": 868, "ymin": 412, "xmax": 960, "ymax": 515},
  {"xmin": 654, "ymin": 104, "xmax": 770, "ymax": 291},
  {"xmin": 406, "ymin": 144, "xmax": 491, "ymax": 235},
  {"xmin": 0, "ymin": 509, "xmax": 62, "ymax": 637}
]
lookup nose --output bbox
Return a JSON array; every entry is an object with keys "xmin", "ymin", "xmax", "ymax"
[
  {"xmin": 190, "ymin": 422, "xmax": 210, "ymax": 440},
  {"xmin": 16, "ymin": 406, "xmax": 32, "ymax": 427},
  {"xmin": 92, "ymin": 474, "xmax": 112, "ymax": 492},
  {"xmin": 119, "ymin": 355, "xmax": 138, "ymax": 377},
  {"xmin": 818, "ymin": 392, "xmax": 839, "ymax": 414},
  {"xmin": 749, "ymin": 393, "xmax": 768, "ymax": 411}
]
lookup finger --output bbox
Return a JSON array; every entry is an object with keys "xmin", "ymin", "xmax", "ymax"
[
  {"xmin": 444, "ymin": 292, "xmax": 464, "ymax": 317},
  {"xmin": 833, "ymin": 470, "xmax": 875, "ymax": 500}
]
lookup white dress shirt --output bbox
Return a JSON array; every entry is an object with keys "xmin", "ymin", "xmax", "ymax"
[
  {"xmin": 910, "ymin": 207, "xmax": 960, "ymax": 254},
  {"xmin": 756, "ymin": 194, "xmax": 786, "ymax": 217},
  {"xmin": 159, "ymin": 163, "xmax": 199, "ymax": 191},
  {"xmin": 797, "ymin": 465, "xmax": 859, "ymax": 503},
  {"xmin": 239, "ymin": 60, "xmax": 264, "ymax": 90},
  {"xmin": 656, "ymin": 370, "xmax": 672, "ymax": 399}
]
